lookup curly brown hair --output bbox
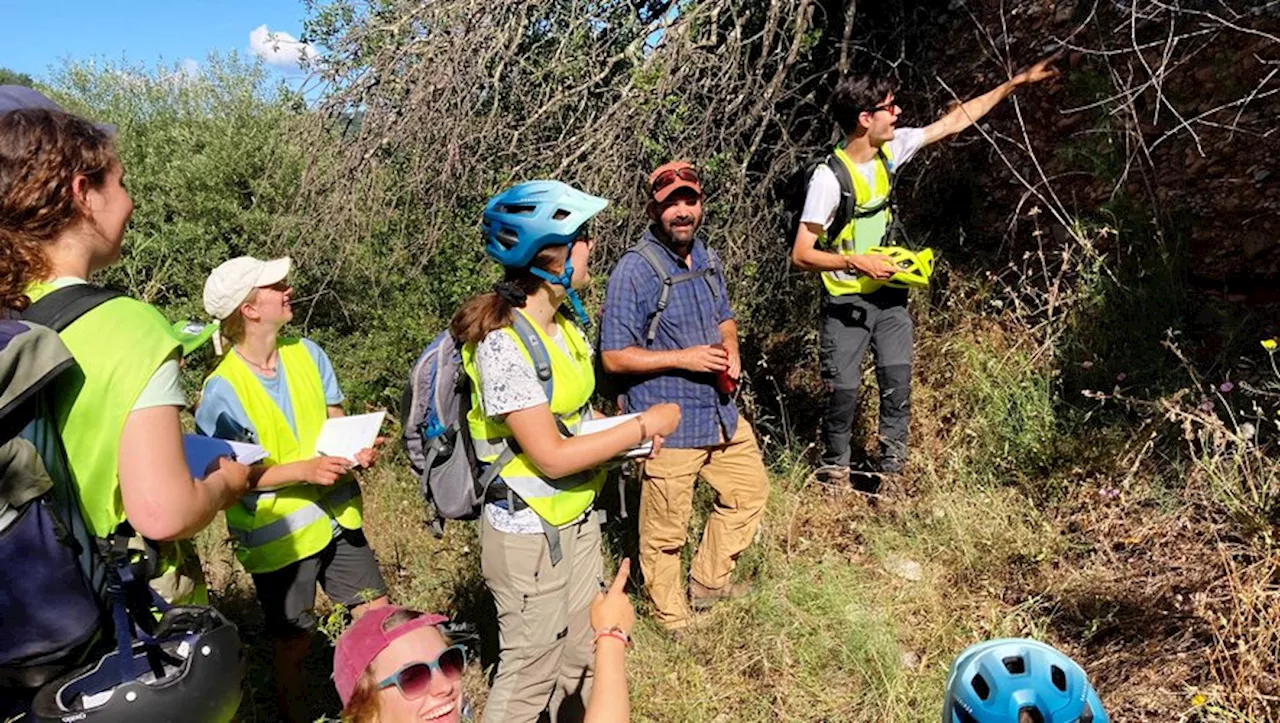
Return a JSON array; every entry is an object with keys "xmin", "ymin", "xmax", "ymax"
[{"xmin": 0, "ymin": 108, "xmax": 117, "ymax": 311}]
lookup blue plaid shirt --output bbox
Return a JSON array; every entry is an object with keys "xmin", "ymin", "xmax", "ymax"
[{"xmin": 600, "ymin": 229, "xmax": 737, "ymax": 449}]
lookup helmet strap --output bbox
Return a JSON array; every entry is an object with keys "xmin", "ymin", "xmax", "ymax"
[{"xmin": 527, "ymin": 242, "xmax": 591, "ymax": 329}]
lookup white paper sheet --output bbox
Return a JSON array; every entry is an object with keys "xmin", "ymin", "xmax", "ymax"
[
  {"xmin": 314, "ymin": 412, "xmax": 387, "ymax": 465},
  {"xmin": 183, "ymin": 435, "xmax": 269, "ymax": 479},
  {"xmin": 577, "ymin": 413, "xmax": 653, "ymax": 459}
]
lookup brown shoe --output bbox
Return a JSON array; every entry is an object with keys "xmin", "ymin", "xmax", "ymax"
[
  {"xmin": 815, "ymin": 465, "xmax": 850, "ymax": 487},
  {"xmin": 689, "ymin": 579, "xmax": 753, "ymax": 610}
]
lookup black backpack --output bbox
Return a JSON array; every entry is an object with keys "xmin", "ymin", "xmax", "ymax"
[
  {"xmin": 1, "ymin": 286, "xmax": 125, "ymax": 695},
  {"xmin": 776, "ymin": 148, "xmax": 898, "ymax": 249}
]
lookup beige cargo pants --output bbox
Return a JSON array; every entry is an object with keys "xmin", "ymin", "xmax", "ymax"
[{"xmin": 639, "ymin": 420, "xmax": 769, "ymax": 630}]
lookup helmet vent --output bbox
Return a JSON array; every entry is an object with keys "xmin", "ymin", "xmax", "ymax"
[
  {"xmin": 495, "ymin": 228, "xmax": 521, "ymax": 248},
  {"xmin": 1051, "ymin": 665, "xmax": 1068, "ymax": 691},
  {"xmin": 552, "ymin": 208, "xmax": 571, "ymax": 220},
  {"xmin": 1002, "ymin": 655, "xmax": 1026, "ymax": 675},
  {"xmin": 1017, "ymin": 708, "xmax": 1045, "ymax": 723},
  {"xmin": 497, "ymin": 203, "xmax": 537, "ymax": 216},
  {"xmin": 970, "ymin": 673, "xmax": 990, "ymax": 700},
  {"xmin": 1081, "ymin": 702, "xmax": 1096, "ymax": 723}
]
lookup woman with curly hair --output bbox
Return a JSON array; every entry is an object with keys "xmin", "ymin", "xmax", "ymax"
[{"xmin": 0, "ymin": 87, "xmax": 251, "ymax": 605}]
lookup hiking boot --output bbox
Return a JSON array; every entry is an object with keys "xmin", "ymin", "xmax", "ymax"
[
  {"xmin": 815, "ymin": 465, "xmax": 850, "ymax": 487},
  {"xmin": 689, "ymin": 579, "xmax": 753, "ymax": 611},
  {"xmin": 663, "ymin": 624, "xmax": 693, "ymax": 644},
  {"xmin": 877, "ymin": 457, "xmax": 905, "ymax": 475}
]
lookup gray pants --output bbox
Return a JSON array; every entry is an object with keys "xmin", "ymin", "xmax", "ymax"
[
  {"xmin": 818, "ymin": 290, "xmax": 913, "ymax": 472},
  {"xmin": 480, "ymin": 513, "xmax": 603, "ymax": 723}
]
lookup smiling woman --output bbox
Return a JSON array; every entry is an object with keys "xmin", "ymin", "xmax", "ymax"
[{"xmin": 334, "ymin": 608, "xmax": 468, "ymax": 723}]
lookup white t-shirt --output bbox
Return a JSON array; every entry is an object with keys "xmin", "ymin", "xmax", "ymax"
[
  {"xmin": 474, "ymin": 323, "xmax": 590, "ymax": 535},
  {"xmin": 799, "ymin": 127, "xmax": 926, "ymax": 231}
]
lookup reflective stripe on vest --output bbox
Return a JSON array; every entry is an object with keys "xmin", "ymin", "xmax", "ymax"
[
  {"xmin": 205, "ymin": 339, "xmax": 363, "ymax": 573},
  {"xmin": 821, "ymin": 144, "xmax": 896, "ymax": 297},
  {"xmin": 227, "ymin": 481, "xmax": 360, "ymax": 549},
  {"xmin": 462, "ymin": 311, "xmax": 606, "ymax": 527}
]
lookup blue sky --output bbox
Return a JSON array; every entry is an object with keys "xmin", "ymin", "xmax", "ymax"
[{"xmin": 1, "ymin": 0, "xmax": 314, "ymax": 81}]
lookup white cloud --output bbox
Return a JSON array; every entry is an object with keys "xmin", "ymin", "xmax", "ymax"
[
  {"xmin": 180, "ymin": 58, "xmax": 200, "ymax": 78},
  {"xmin": 249, "ymin": 24, "xmax": 316, "ymax": 69}
]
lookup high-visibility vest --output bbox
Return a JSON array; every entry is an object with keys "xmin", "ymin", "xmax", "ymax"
[
  {"xmin": 26, "ymin": 281, "xmax": 207, "ymax": 605},
  {"xmin": 820, "ymin": 144, "xmax": 897, "ymax": 297},
  {"xmin": 461, "ymin": 311, "xmax": 605, "ymax": 527},
  {"xmin": 205, "ymin": 339, "xmax": 363, "ymax": 574}
]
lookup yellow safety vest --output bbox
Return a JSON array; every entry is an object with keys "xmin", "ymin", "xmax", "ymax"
[
  {"xmin": 461, "ymin": 311, "xmax": 605, "ymax": 527},
  {"xmin": 26, "ymin": 281, "xmax": 207, "ymax": 605},
  {"xmin": 820, "ymin": 144, "xmax": 897, "ymax": 297},
  {"xmin": 205, "ymin": 338, "xmax": 363, "ymax": 574}
]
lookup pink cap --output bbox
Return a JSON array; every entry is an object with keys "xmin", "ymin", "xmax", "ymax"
[{"xmin": 333, "ymin": 606, "xmax": 449, "ymax": 705}]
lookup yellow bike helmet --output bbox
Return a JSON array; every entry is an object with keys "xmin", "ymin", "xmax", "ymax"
[{"xmin": 867, "ymin": 246, "xmax": 934, "ymax": 289}]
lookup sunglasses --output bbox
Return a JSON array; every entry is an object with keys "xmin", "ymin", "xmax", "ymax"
[
  {"xmin": 376, "ymin": 645, "xmax": 467, "ymax": 700},
  {"xmin": 865, "ymin": 102, "xmax": 900, "ymax": 115},
  {"xmin": 650, "ymin": 167, "xmax": 700, "ymax": 195}
]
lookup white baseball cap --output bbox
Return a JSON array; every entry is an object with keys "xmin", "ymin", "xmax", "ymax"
[{"xmin": 203, "ymin": 256, "xmax": 292, "ymax": 320}]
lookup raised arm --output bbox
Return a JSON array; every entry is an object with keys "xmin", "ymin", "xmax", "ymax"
[
  {"xmin": 585, "ymin": 558, "xmax": 635, "ymax": 723},
  {"xmin": 922, "ymin": 56, "xmax": 1059, "ymax": 146}
]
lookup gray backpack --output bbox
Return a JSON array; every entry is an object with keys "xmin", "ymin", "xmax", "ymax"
[{"xmin": 400, "ymin": 315, "xmax": 552, "ymax": 536}]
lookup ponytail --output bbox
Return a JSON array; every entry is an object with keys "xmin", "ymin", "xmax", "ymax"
[{"xmin": 450, "ymin": 246, "xmax": 566, "ymax": 344}]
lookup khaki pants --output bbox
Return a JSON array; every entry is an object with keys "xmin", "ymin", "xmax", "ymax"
[
  {"xmin": 639, "ymin": 420, "xmax": 769, "ymax": 629},
  {"xmin": 481, "ymin": 513, "xmax": 604, "ymax": 723}
]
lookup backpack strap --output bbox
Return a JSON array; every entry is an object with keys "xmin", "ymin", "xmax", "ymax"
[
  {"xmin": 848, "ymin": 148, "xmax": 896, "ymax": 221},
  {"xmin": 634, "ymin": 242, "xmax": 673, "ymax": 344},
  {"xmin": 633, "ymin": 240, "xmax": 719, "ymax": 344},
  {"xmin": 509, "ymin": 312, "xmax": 554, "ymax": 402},
  {"xmin": 18, "ymin": 284, "xmax": 125, "ymax": 332},
  {"xmin": 824, "ymin": 154, "xmax": 857, "ymax": 241}
]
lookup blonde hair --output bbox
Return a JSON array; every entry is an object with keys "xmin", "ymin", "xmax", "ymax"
[{"xmin": 217, "ymin": 287, "xmax": 260, "ymax": 346}]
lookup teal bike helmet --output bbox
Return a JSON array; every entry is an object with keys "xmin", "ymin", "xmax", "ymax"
[
  {"xmin": 481, "ymin": 180, "xmax": 608, "ymax": 327},
  {"xmin": 943, "ymin": 638, "xmax": 1108, "ymax": 723}
]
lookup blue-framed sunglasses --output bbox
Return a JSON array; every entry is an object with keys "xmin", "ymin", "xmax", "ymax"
[{"xmin": 376, "ymin": 645, "xmax": 468, "ymax": 699}]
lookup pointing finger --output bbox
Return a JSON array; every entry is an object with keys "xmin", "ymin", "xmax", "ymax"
[{"xmin": 609, "ymin": 558, "xmax": 631, "ymax": 594}]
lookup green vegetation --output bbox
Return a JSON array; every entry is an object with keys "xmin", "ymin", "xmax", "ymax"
[{"xmin": 34, "ymin": 0, "xmax": 1280, "ymax": 718}]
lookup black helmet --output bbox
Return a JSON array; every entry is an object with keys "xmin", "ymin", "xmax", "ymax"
[{"xmin": 30, "ymin": 606, "xmax": 243, "ymax": 723}]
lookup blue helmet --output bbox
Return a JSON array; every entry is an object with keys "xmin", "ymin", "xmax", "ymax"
[
  {"xmin": 943, "ymin": 639, "xmax": 1109, "ymax": 723},
  {"xmin": 482, "ymin": 180, "xmax": 608, "ymax": 269}
]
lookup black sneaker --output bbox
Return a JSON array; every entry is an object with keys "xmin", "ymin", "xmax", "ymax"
[{"xmin": 849, "ymin": 468, "xmax": 883, "ymax": 496}]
